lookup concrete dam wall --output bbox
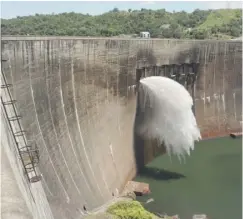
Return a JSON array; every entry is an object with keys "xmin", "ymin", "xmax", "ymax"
[{"xmin": 1, "ymin": 37, "xmax": 242, "ymax": 219}]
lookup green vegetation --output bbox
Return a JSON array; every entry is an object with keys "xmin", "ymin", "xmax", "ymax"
[
  {"xmin": 1, "ymin": 8, "xmax": 242, "ymax": 39},
  {"xmin": 107, "ymin": 200, "xmax": 156, "ymax": 219},
  {"xmin": 84, "ymin": 199, "xmax": 175, "ymax": 219},
  {"xmin": 196, "ymin": 9, "xmax": 242, "ymax": 39}
]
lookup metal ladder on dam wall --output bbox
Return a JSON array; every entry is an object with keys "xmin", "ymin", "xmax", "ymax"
[{"xmin": 1, "ymin": 57, "xmax": 41, "ymax": 184}]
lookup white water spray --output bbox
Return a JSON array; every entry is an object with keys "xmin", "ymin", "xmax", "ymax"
[{"xmin": 137, "ymin": 76, "xmax": 201, "ymax": 160}]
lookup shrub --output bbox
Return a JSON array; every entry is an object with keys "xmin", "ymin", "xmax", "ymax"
[{"xmin": 107, "ymin": 200, "xmax": 156, "ymax": 219}]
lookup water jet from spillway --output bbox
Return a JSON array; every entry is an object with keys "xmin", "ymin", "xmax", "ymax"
[{"xmin": 136, "ymin": 76, "xmax": 201, "ymax": 160}]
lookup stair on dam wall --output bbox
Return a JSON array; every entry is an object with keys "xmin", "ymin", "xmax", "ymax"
[
  {"xmin": 1, "ymin": 58, "xmax": 54, "ymax": 219},
  {"xmin": 1, "ymin": 58, "xmax": 41, "ymax": 183}
]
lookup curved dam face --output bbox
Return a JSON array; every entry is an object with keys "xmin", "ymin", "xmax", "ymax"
[{"xmin": 1, "ymin": 37, "xmax": 242, "ymax": 219}]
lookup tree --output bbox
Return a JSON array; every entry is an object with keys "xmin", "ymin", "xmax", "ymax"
[
  {"xmin": 193, "ymin": 29, "xmax": 208, "ymax": 39},
  {"xmin": 211, "ymin": 26, "xmax": 218, "ymax": 34},
  {"xmin": 230, "ymin": 26, "xmax": 241, "ymax": 37},
  {"xmin": 1, "ymin": 8, "xmax": 241, "ymax": 39},
  {"xmin": 173, "ymin": 28, "xmax": 183, "ymax": 39},
  {"xmin": 112, "ymin": 8, "xmax": 119, "ymax": 13}
]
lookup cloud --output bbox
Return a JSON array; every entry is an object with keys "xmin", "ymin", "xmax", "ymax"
[{"xmin": 202, "ymin": 1, "xmax": 242, "ymax": 10}]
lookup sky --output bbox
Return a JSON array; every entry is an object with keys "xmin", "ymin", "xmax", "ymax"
[{"xmin": 1, "ymin": 1, "xmax": 242, "ymax": 19}]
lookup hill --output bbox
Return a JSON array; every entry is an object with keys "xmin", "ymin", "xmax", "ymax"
[
  {"xmin": 196, "ymin": 9, "xmax": 242, "ymax": 39},
  {"xmin": 1, "ymin": 8, "xmax": 242, "ymax": 39}
]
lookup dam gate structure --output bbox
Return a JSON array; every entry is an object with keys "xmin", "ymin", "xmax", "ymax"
[
  {"xmin": 1, "ymin": 37, "xmax": 242, "ymax": 219},
  {"xmin": 135, "ymin": 62, "xmax": 199, "ymax": 111}
]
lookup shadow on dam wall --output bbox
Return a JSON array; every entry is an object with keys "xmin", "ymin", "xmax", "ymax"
[{"xmin": 1, "ymin": 37, "xmax": 242, "ymax": 219}]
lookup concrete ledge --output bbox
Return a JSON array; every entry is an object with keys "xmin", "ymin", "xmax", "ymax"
[
  {"xmin": 2, "ymin": 36, "xmax": 241, "ymax": 42},
  {"xmin": 124, "ymin": 181, "xmax": 150, "ymax": 196},
  {"xmin": 230, "ymin": 132, "xmax": 242, "ymax": 138}
]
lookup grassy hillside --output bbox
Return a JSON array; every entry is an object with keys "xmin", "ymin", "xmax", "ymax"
[
  {"xmin": 196, "ymin": 9, "xmax": 242, "ymax": 39},
  {"xmin": 199, "ymin": 9, "xmax": 241, "ymax": 29},
  {"xmin": 1, "ymin": 8, "xmax": 242, "ymax": 39}
]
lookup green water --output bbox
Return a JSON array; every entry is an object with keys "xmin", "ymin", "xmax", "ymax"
[{"xmin": 135, "ymin": 137, "xmax": 242, "ymax": 219}]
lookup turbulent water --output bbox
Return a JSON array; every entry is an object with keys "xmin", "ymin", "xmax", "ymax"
[{"xmin": 137, "ymin": 76, "xmax": 201, "ymax": 160}]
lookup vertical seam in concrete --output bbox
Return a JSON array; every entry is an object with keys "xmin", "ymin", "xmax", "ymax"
[
  {"xmin": 215, "ymin": 43, "xmax": 220, "ymax": 131},
  {"xmin": 103, "ymin": 41, "xmax": 121, "ymax": 192},
  {"xmin": 45, "ymin": 61, "xmax": 81, "ymax": 195},
  {"xmin": 232, "ymin": 44, "xmax": 238, "ymax": 122},
  {"xmin": 109, "ymin": 142, "xmax": 121, "ymax": 187},
  {"xmin": 83, "ymin": 43, "xmax": 104, "ymax": 199},
  {"xmin": 69, "ymin": 46, "xmax": 98, "ymax": 201},
  {"xmin": 7, "ymin": 46, "xmax": 14, "ymax": 99},
  {"xmin": 233, "ymin": 44, "xmax": 239, "ymax": 122},
  {"xmin": 222, "ymin": 43, "xmax": 227, "ymax": 123},
  {"xmin": 213, "ymin": 44, "xmax": 216, "ymax": 117},
  {"xmin": 28, "ymin": 43, "xmax": 70, "ymax": 202},
  {"xmin": 223, "ymin": 42, "xmax": 227, "ymax": 98},
  {"xmin": 92, "ymin": 50, "xmax": 110, "ymax": 195},
  {"xmin": 99, "ymin": 166, "xmax": 110, "ymax": 194},
  {"xmin": 34, "ymin": 187, "xmax": 47, "ymax": 219},
  {"xmin": 40, "ymin": 173, "xmax": 53, "ymax": 197},
  {"xmin": 116, "ymin": 42, "xmax": 121, "ymax": 136},
  {"xmin": 222, "ymin": 93, "xmax": 226, "ymax": 114},
  {"xmin": 233, "ymin": 92, "xmax": 237, "ymax": 120},
  {"xmin": 203, "ymin": 44, "xmax": 208, "ymax": 119},
  {"xmin": 108, "ymin": 42, "xmax": 122, "ymax": 186}
]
